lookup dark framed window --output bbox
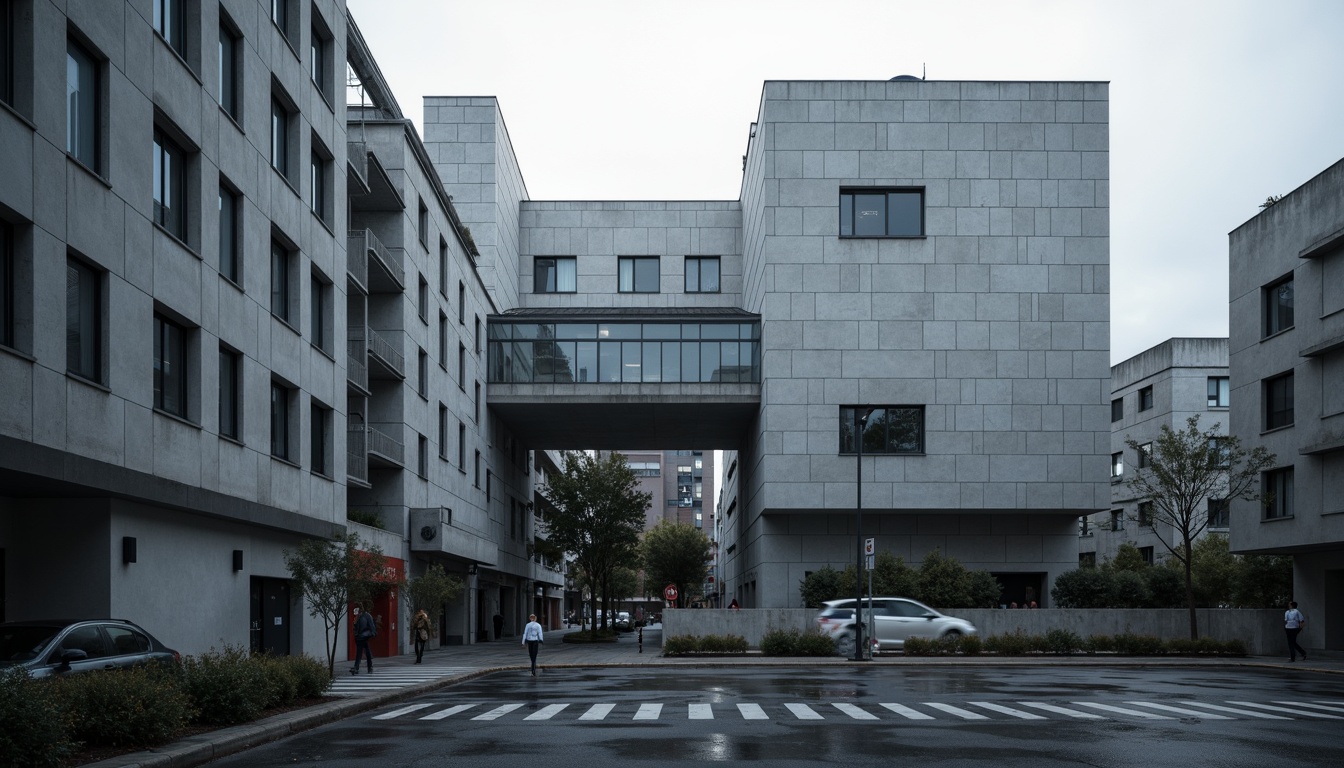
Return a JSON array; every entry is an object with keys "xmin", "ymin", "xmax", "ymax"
[
  {"xmin": 458, "ymin": 343, "xmax": 465, "ymax": 390},
  {"xmin": 270, "ymin": 381, "xmax": 291, "ymax": 460},
  {"xmin": 418, "ymin": 434, "xmax": 428, "ymax": 477},
  {"xmin": 310, "ymin": 272, "xmax": 330, "ymax": 352},
  {"xmin": 1110, "ymin": 451, "xmax": 1123, "ymax": 478},
  {"xmin": 310, "ymin": 142, "xmax": 331, "ymax": 222},
  {"xmin": 1078, "ymin": 516, "xmax": 1090, "ymax": 536},
  {"xmin": 1207, "ymin": 376, "xmax": 1229, "ymax": 408},
  {"xmin": 418, "ymin": 197, "xmax": 429, "ymax": 248},
  {"xmin": 1, "ymin": 0, "xmax": 12, "ymax": 106},
  {"xmin": 0, "ymin": 220, "xmax": 11, "ymax": 348},
  {"xmin": 218, "ymin": 182, "xmax": 240, "ymax": 282},
  {"xmin": 1264, "ymin": 371, "xmax": 1294, "ymax": 430},
  {"xmin": 1263, "ymin": 467, "xmax": 1293, "ymax": 519},
  {"xmin": 473, "ymin": 381, "xmax": 480, "ymax": 422},
  {"xmin": 1207, "ymin": 498, "xmax": 1229, "ymax": 530},
  {"xmin": 838, "ymin": 405, "xmax": 924, "ymax": 454},
  {"xmin": 66, "ymin": 38, "xmax": 100, "ymax": 170},
  {"xmin": 1079, "ymin": 552, "xmax": 1096, "ymax": 567},
  {"xmin": 310, "ymin": 401, "xmax": 329, "ymax": 475},
  {"xmin": 309, "ymin": 14, "xmax": 332, "ymax": 101},
  {"xmin": 66, "ymin": 257, "xmax": 101, "ymax": 381},
  {"xmin": 1111, "ymin": 397, "xmax": 1123, "ymax": 423},
  {"xmin": 417, "ymin": 274, "xmax": 428, "ymax": 322},
  {"xmin": 535, "ymin": 256, "xmax": 576, "ymax": 293},
  {"xmin": 270, "ymin": 238, "xmax": 292, "ymax": 322},
  {"xmin": 218, "ymin": 19, "xmax": 241, "ymax": 120},
  {"xmin": 438, "ymin": 312, "xmax": 448, "ymax": 364},
  {"xmin": 685, "ymin": 256, "xmax": 720, "ymax": 293},
  {"xmin": 1138, "ymin": 385, "xmax": 1153, "ymax": 412},
  {"xmin": 153, "ymin": 313, "xmax": 189, "ymax": 417},
  {"xmin": 1137, "ymin": 442, "xmax": 1152, "ymax": 469},
  {"xmin": 438, "ymin": 404, "xmax": 448, "ymax": 459},
  {"xmin": 474, "ymin": 315, "xmax": 481, "ymax": 355},
  {"xmin": 1139, "ymin": 546, "xmax": 1154, "ymax": 565},
  {"xmin": 438, "ymin": 238, "xmax": 448, "ymax": 296},
  {"xmin": 417, "ymin": 348, "xmax": 427, "ymax": 396},
  {"xmin": 1110, "ymin": 510, "xmax": 1124, "ymax": 531},
  {"xmin": 153, "ymin": 128, "xmax": 187, "ymax": 241},
  {"xmin": 218, "ymin": 346, "xmax": 240, "ymax": 439},
  {"xmin": 270, "ymin": 0, "xmax": 292, "ymax": 42},
  {"xmin": 618, "ymin": 256, "xmax": 659, "ymax": 293},
  {"xmin": 1137, "ymin": 501, "xmax": 1153, "ymax": 527},
  {"xmin": 1263, "ymin": 275, "xmax": 1294, "ymax": 337},
  {"xmin": 473, "ymin": 449, "xmax": 481, "ymax": 487},
  {"xmin": 839, "ymin": 188, "xmax": 923, "ymax": 237},
  {"xmin": 1208, "ymin": 437, "xmax": 1230, "ymax": 469},
  {"xmin": 153, "ymin": 0, "xmax": 185, "ymax": 58},
  {"xmin": 270, "ymin": 95, "xmax": 294, "ymax": 180},
  {"xmin": 458, "ymin": 281, "xmax": 465, "ymax": 324},
  {"xmin": 458, "ymin": 421, "xmax": 465, "ymax": 467}
]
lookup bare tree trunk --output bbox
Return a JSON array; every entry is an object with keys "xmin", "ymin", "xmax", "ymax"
[{"xmin": 1183, "ymin": 539, "xmax": 1198, "ymax": 640}]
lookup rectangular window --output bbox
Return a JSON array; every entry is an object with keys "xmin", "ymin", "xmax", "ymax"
[
  {"xmin": 219, "ymin": 346, "xmax": 240, "ymax": 439},
  {"xmin": 218, "ymin": 183, "xmax": 239, "ymax": 282},
  {"xmin": 1137, "ymin": 442, "xmax": 1152, "ymax": 469},
  {"xmin": 1139, "ymin": 546, "xmax": 1154, "ymax": 566},
  {"xmin": 218, "ymin": 21, "xmax": 240, "ymax": 120},
  {"xmin": 417, "ymin": 433, "xmax": 427, "ymax": 477},
  {"xmin": 417, "ymin": 348, "xmax": 427, "ymax": 396},
  {"xmin": 310, "ymin": 402, "xmax": 329, "ymax": 475},
  {"xmin": 309, "ymin": 18, "xmax": 331, "ymax": 99},
  {"xmin": 438, "ymin": 404, "xmax": 448, "ymax": 459},
  {"xmin": 618, "ymin": 256, "xmax": 660, "ymax": 293},
  {"xmin": 1110, "ymin": 510, "xmax": 1124, "ymax": 532},
  {"xmin": 486, "ymin": 470, "xmax": 492, "ymax": 503},
  {"xmin": 474, "ymin": 381, "xmax": 480, "ymax": 422},
  {"xmin": 474, "ymin": 315, "xmax": 481, "ymax": 355},
  {"xmin": 310, "ymin": 273, "xmax": 329, "ymax": 352},
  {"xmin": 309, "ymin": 145, "xmax": 330, "ymax": 222},
  {"xmin": 270, "ymin": 239, "xmax": 291, "ymax": 322},
  {"xmin": 0, "ymin": 220, "xmax": 11, "ymax": 348},
  {"xmin": 1208, "ymin": 437, "xmax": 1230, "ymax": 469},
  {"xmin": 839, "ymin": 188, "xmax": 924, "ymax": 237},
  {"xmin": 458, "ymin": 281, "xmax": 465, "ymax": 324},
  {"xmin": 534, "ymin": 256, "xmax": 577, "ymax": 293},
  {"xmin": 270, "ymin": 382, "xmax": 291, "ymax": 460},
  {"xmin": 838, "ymin": 405, "xmax": 924, "ymax": 454},
  {"xmin": 1264, "ymin": 371, "xmax": 1294, "ymax": 430},
  {"xmin": 458, "ymin": 343, "xmax": 466, "ymax": 389},
  {"xmin": 418, "ymin": 197, "xmax": 429, "ymax": 248},
  {"xmin": 418, "ymin": 275, "xmax": 428, "ymax": 322},
  {"xmin": 153, "ymin": 313, "xmax": 189, "ymax": 417},
  {"xmin": 270, "ymin": 0, "xmax": 291, "ymax": 41},
  {"xmin": 153, "ymin": 0, "xmax": 185, "ymax": 58},
  {"xmin": 1138, "ymin": 385, "xmax": 1153, "ymax": 412},
  {"xmin": 66, "ymin": 38, "xmax": 99, "ymax": 170},
  {"xmin": 1111, "ymin": 397, "xmax": 1123, "ymax": 423},
  {"xmin": 1, "ymin": 0, "xmax": 12, "ymax": 106},
  {"xmin": 1138, "ymin": 501, "xmax": 1153, "ymax": 527},
  {"xmin": 1110, "ymin": 451, "xmax": 1123, "ymax": 478},
  {"xmin": 270, "ymin": 96, "xmax": 292, "ymax": 180},
  {"xmin": 474, "ymin": 449, "xmax": 481, "ymax": 487},
  {"xmin": 1263, "ymin": 467, "xmax": 1294, "ymax": 520},
  {"xmin": 685, "ymin": 256, "xmax": 721, "ymax": 293},
  {"xmin": 1207, "ymin": 376, "xmax": 1229, "ymax": 408},
  {"xmin": 153, "ymin": 128, "xmax": 187, "ymax": 241},
  {"xmin": 1078, "ymin": 516, "xmax": 1090, "ymax": 536},
  {"xmin": 1207, "ymin": 498, "xmax": 1229, "ymax": 530},
  {"xmin": 439, "ymin": 238, "xmax": 448, "ymax": 296},
  {"xmin": 1263, "ymin": 275, "xmax": 1294, "ymax": 337},
  {"xmin": 458, "ymin": 421, "xmax": 466, "ymax": 467},
  {"xmin": 1079, "ymin": 552, "xmax": 1096, "ymax": 567},
  {"xmin": 438, "ymin": 312, "xmax": 448, "ymax": 365},
  {"xmin": 66, "ymin": 257, "xmax": 101, "ymax": 381}
]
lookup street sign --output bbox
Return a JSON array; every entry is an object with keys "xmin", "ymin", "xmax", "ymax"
[
  {"xmin": 866, "ymin": 554, "xmax": 874, "ymax": 569},
  {"xmin": 865, "ymin": 537, "xmax": 875, "ymax": 556},
  {"xmin": 663, "ymin": 584, "xmax": 678, "ymax": 602}
]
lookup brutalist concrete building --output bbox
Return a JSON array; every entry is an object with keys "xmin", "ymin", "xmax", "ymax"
[{"xmin": 1228, "ymin": 157, "xmax": 1344, "ymax": 652}]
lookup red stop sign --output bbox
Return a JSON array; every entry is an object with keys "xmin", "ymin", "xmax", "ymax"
[{"xmin": 663, "ymin": 584, "xmax": 678, "ymax": 602}]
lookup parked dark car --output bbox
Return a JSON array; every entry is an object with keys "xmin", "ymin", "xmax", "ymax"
[
  {"xmin": 0, "ymin": 619, "xmax": 180, "ymax": 679},
  {"xmin": 613, "ymin": 611, "xmax": 633, "ymax": 631}
]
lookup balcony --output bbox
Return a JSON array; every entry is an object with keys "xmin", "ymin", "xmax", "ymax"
[
  {"xmin": 348, "ymin": 227, "xmax": 404, "ymax": 293},
  {"xmin": 345, "ymin": 231, "xmax": 369, "ymax": 294},
  {"xmin": 347, "ymin": 141, "xmax": 370, "ymax": 196},
  {"xmin": 409, "ymin": 507, "xmax": 497, "ymax": 565},
  {"xmin": 348, "ymin": 323, "xmax": 405, "ymax": 380},
  {"xmin": 367, "ymin": 422, "xmax": 405, "ymax": 468},
  {"xmin": 346, "ymin": 428, "xmax": 369, "ymax": 486},
  {"xmin": 346, "ymin": 340, "xmax": 370, "ymax": 395}
]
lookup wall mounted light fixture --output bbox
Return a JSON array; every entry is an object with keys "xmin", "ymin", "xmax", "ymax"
[
  {"xmin": 233, "ymin": 549, "xmax": 244, "ymax": 572},
  {"xmin": 122, "ymin": 537, "xmax": 137, "ymax": 565}
]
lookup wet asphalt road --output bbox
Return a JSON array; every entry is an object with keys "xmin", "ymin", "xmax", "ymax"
[{"xmin": 206, "ymin": 666, "xmax": 1344, "ymax": 767}]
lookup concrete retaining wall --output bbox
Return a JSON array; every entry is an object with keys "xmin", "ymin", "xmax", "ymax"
[{"xmin": 663, "ymin": 608, "xmax": 1286, "ymax": 656}]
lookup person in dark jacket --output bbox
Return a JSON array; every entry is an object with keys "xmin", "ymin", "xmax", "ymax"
[{"xmin": 351, "ymin": 608, "xmax": 376, "ymax": 674}]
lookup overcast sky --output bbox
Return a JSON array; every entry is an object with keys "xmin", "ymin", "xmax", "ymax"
[{"xmin": 345, "ymin": 0, "xmax": 1344, "ymax": 365}]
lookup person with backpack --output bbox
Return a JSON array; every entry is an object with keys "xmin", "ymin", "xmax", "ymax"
[
  {"xmin": 1285, "ymin": 601, "xmax": 1307, "ymax": 662},
  {"xmin": 351, "ymin": 607, "xmax": 376, "ymax": 674}
]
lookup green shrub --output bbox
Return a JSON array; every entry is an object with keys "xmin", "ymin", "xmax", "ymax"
[
  {"xmin": 1113, "ymin": 633, "xmax": 1163, "ymax": 656},
  {"xmin": 255, "ymin": 655, "xmax": 300, "ymax": 708},
  {"xmin": 984, "ymin": 629, "xmax": 1032, "ymax": 655},
  {"xmin": 1219, "ymin": 638, "xmax": 1248, "ymax": 657},
  {"xmin": 797, "ymin": 630, "xmax": 842, "ymax": 656},
  {"xmin": 1111, "ymin": 571, "xmax": 1151, "ymax": 609},
  {"xmin": 1050, "ymin": 568, "xmax": 1116, "ymax": 608},
  {"xmin": 51, "ymin": 666, "xmax": 192, "ymax": 748},
  {"xmin": 181, "ymin": 645, "xmax": 271, "ymax": 725},
  {"xmin": 958, "ymin": 634, "xmax": 982, "ymax": 656},
  {"xmin": 1165, "ymin": 638, "xmax": 1198, "ymax": 655},
  {"xmin": 698, "ymin": 634, "xmax": 728, "ymax": 653},
  {"xmin": 0, "ymin": 669, "xmax": 77, "ymax": 767},
  {"xmin": 760, "ymin": 628, "xmax": 798, "ymax": 656},
  {"xmin": 902, "ymin": 637, "xmax": 935, "ymax": 656},
  {"xmin": 1082, "ymin": 634, "xmax": 1115, "ymax": 653},
  {"xmin": 721, "ymin": 635, "xmax": 748, "ymax": 654},
  {"xmin": 662, "ymin": 634, "xmax": 700, "ymax": 656},
  {"xmin": 1045, "ymin": 629, "xmax": 1082, "ymax": 655},
  {"xmin": 277, "ymin": 654, "xmax": 332, "ymax": 698}
]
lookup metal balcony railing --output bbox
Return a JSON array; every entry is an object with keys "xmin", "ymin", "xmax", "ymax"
[
  {"xmin": 367, "ymin": 423, "xmax": 405, "ymax": 466},
  {"xmin": 365, "ymin": 326, "xmax": 405, "ymax": 378},
  {"xmin": 346, "ymin": 142, "xmax": 369, "ymax": 193},
  {"xmin": 346, "ymin": 428, "xmax": 368, "ymax": 485},
  {"xmin": 345, "ymin": 231, "xmax": 369, "ymax": 293},
  {"xmin": 346, "ymin": 339, "xmax": 368, "ymax": 393}
]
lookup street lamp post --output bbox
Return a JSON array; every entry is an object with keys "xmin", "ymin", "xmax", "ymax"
[{"xmin": 853, "ymin": 408, "xmax": 872, "ymax": 662}]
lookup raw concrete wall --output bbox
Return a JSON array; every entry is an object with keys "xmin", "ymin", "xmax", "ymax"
[{"xmin": 664, "ymin": 607, "xmax": 1287, "ymax": 655}]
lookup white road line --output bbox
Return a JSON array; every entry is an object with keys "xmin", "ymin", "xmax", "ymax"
[
  {"xmin": 525, "ymin": 704, "xmax": 570, "ymax": 721},
  {"xmin": 1073, "ymin": 702, "xmax": 1171, "ymax": 720},
  {"xmin": 738, "ymin": 703, "xmax": 769, "ymax": 720},
  {"xmin": 785, "ymin": 703, "xmax": 824, "ymax": 720},
  {"xmin": 1017, "ymin": 702, "xmax": 1104, "ymax": 719},
  {"xmin": 924, "ymin": 703, "xmax": 988, "ymax": 720},
  {"xmin": 420, "ymin": 704, "xmax": 476, "ymax": 720},
  {"xmin": 880, "ymin": 703, "xmax": 935, "ymax": 720},
  {"xmin": 1125, "ymin": 702, "xmax": 1232, "ymax": 719},
  {"xmin": 633, "ymin": 703, "xmax": 662, "ymax": 720},
  {"xmin": 373, "ymin": 703, "xmax": 434, "ymax": 720},
  {"xmin": 1280, "ymin": 701, "xmax": 1344, "ymax": 714},
  {"xmin": 967, "ymin": 702, "xmax": 1046, "ymax": 720},
  {"xmin": 1175, "ymin": 702, "xmax": 1290, "ymax": 720},
  {"xmin": 833, "ymin": 703, "xmax": 879, "ymax": 720},
  {"xmin": 1227, "ymin": 701, "xmax": 1342, "ymax": 719},
  {"xmin": 472, "ymin": 703, "xmax": 524, "ymax": 721},
  {"xmin": 579, "ymin": 703, "xmax": 614, "ymax": 721},
  {"xmin": 689, "ymin": 703, "xmax": 714, "ymax": 720}
]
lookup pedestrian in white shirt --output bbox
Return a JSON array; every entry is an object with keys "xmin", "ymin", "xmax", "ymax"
[
  {"xmin": 522, "ymin": 614, "xmax": 544, "ymax": 675},
  {"xmin": 1284, "ymin": 601, "xmax": 1307, "ymax": 662}
]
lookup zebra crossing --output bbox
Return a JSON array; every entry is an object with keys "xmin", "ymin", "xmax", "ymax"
[
  {"xmin": 367, "ymin": 697, "xmax": 1344, "ymax": 724},
  {"xmin": 326, "ymin": 666, "xmax": 477, "ymax": 697}
]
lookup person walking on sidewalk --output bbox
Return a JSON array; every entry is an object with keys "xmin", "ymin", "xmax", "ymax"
[
  {"xmin": 1285, "ymin": 601, "xmax": 1308, "ymax": 662},
  {"xmin": 411, "ymin": 609, "xmax": 432, "ymax": 664},
  {"xmin": 521, "ymin": 614, "xmax": 544, "ymax": 676},
  {"xmin": 351, "ymin": 607, "xmax": 376, "ymax": 675}
]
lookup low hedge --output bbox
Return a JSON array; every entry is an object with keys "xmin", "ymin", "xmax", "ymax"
[
  {"xmin": 0, "ymin": 668, "xmax": 77, "ymax": 768},
  {"xmin": 50, "ymin": 665, "xmax": 193, "ymax": 748},
  {"xmin": 662, "ymin": 633, "xmax": 748, "ymax": 656},
  {"xmin": 760, "ymin": 627, "xmax": 838, "ymax": 657},
  {"xmin": 903, "ymin": 630, "xmax": 1248, "ymax": 657}
]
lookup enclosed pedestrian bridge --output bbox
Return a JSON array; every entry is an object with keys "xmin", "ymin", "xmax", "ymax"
[{"xmin": 486, "ymin": 308, "xmax": 762, "ymax": 448}]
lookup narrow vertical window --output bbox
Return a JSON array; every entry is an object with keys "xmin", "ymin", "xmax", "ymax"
[
  {"xmin": 66, "ymin": 257, "xmax": 101, "ymax": 381},
  {"xmin": 1264, "ymin": 371, "xmax": 1294, "ymax": 430},
  {"xmin": 473, "ymin": 381, "xmax": 480, "ymax": 422},
  {"xmin": 458, "ymin": 281, "xmax": 465, "ymax": 324},
  {"xmin": 66, "ymin": 38, "xmax": 99, "ymax": 170},
  {"xmin": 1207, "ymin": 376, "xmax": 1230, "ymax": 408},
  {"xmin": 218, "ymin": 21, "xmax": 240, "ymax": 120},
  {"xmin": 310, "ymin": 149, "xmax": 326, "ymax": 220},
  {"xmin": 270, "ymin": 0, "xmax": 290, "ymax": 41},
  {"xmin": 1110, "ymin": 397, "xmax": 1123, "ymax": 422},
  {"xmin": 474, "ymin": 316, "xmax": 481, "ymax": 355},
  {"xmin": 417, "ymin": 434, "xmax": 427, "ymax": 477},
  {"xmin": 418, "ymin": 197, "xmax": 429, "ymax": 248},
  {"xmin": 458, "ymin": 343, "xmax": 465, "ymax": 389},
  {"xmin": 152, "ymin": 128, "xmax": 187, "ymax": 241},
  {"xmin": 1263, "ymin": 275, "xmax": 1294, "ymax": 337},
  {"xmin": 270, "ymin": 382, "xmax": 290, "ymax": 459},
  {"xmin": 309, "ymin": 24, "xmax": 326, "ymax": 95},
  {"xmin": 310, "ymin": 274, "xmax": 327, "ymax": 351},
  {"xmin": 1263, "ymin": 467, "xmax": 1294, "ymax": 519},
  {"xmin": 418, "ymin": 275, "xmax": 428, "ymax": 322},
  {"xmin": 417, "ymin": 348, "xmax": 427, "ymax": 396},
  {"xmin": 219, "ymin": 346, "xmax": 240, "ymax": 439},
  {"xmin": 438, "ymin": 404, "xmax": 448, "ymax": 459},
  {"xmin": 218, "ymin": 184, "xmax": 239, "ymax": 282},
  {"xmin": 154, "ymin": 0, "xmax": 185, "ymax": 58},
  {"xmin": 1138, "ymin": 386, "xmax": 1153, "ymax": 412},
  {"xmin": 1, "ymin": 0, "xmax": 13, "ymax": 106},
  {"xmin": 270, "ymin": 96, "xmax": 291, "ymax": 179},
  {"xmin": 458, "ymin": 421, "xmax": 466, "ymax": 467},
  {"xmin": 153, "ymin": 313, "xmax": 188, "ymax": 418},
  {"xmin": 0, "ymin": 220, "xmax": 12, "ymax": 348},
  {"xmin": 438, "ymin": 238, "xmax": 448, "ymax": 295},
  {"xmin": 270, "ymin": 239, "xmax": 291, "ymax": 322},
  {"xmin": 438, "ymin": 312, "xmax": 448, "ymax": 365},
  {"xmin": 311, "ymin": 402, "xmax": 329, "ymax": 475}
]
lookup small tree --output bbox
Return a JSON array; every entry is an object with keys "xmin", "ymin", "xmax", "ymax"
[
  {"xmin": 1124, "ymin": 415, "xmax": 1276, "ymax": 638},
  {"xmin": 641, "ymin": 521, "xmax": 711, "ymax": 610},
  {"xmin": 800, "ymin": 566, "xmax": 843, "ymax": 608},
  {"xmin": 403, "ymin": 563, "xmax": 464, "ymax": 631},
  {"xmin": 284, "ymin": 532, "xmax": 390, "ymax": 677}
]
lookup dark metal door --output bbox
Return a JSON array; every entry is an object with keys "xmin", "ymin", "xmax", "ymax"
[{"xmin": 250, "ymin": 577, "xmax": 291, "ymax": 656}]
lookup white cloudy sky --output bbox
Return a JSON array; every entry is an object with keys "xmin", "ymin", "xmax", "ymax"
[{"xmin": 345, "ymin": 0, "xmax": 1344, "ymax": 365}]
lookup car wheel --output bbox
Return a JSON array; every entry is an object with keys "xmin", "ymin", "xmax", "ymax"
[
  {"xmin": 835, "ymin": 632, "xmax": 856, "ymax": 657},
  {"xmin": 943, "ymin": 630, "xmax": 962, "ymax": 639}
]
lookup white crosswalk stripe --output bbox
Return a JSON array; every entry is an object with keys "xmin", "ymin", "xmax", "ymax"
[
  {"xmin": 525, "ymin": 704, "xmax": 569, "ymax": 721},
  {"xmin": 833, "ymin": 703, "xmax": 879, "ymax": 720},
  {"xmin": 689, "ymin": 703, "xmax": 714, "ymax": 720},
  {"xmin": 633, "ymin": 703, "xmax": 662, "ymax": 720},
  {"xmin": 373, "ymin": 703, "xmax": 433, "ymax": 720},
  {"xmin": 328, "ymin": 667, "xmax": 477, "ymax": 697},
  {"xmin": 579, "ymin": 703, "xmax": 614, "ymax": 721},
  {"xmin": 738, "ymin": 703, "xmax": 769, "ymax": 720},
  {"xmin": 925, "ymin": 703, "xmax": 988, "ymax": 720},
  {"xmin": 1016, "ymin": 702, "xmax": 1104, "ymax": 719},
  {"xmin": 1176, "ymin": 701, "xmax": 1290, "ymax": 720},
  {"xmin": 1125, "ymin": 702, "xmax": 1232, "ymax": 719},
  {"xmin": 785, "ymin": 703, "xmax": 824, "ymax": 720},
  {"xmin": 1277, "ymin": 701, "xmax": 1344, "ymax": 715},
  {"xmin": 1073, "ymin": 702, "xmax": 1171, "ymax": 719},
  {"xmin": 420, "ymin": 704, "xmax": 476, "ymax": 720},
  {"xmin": 473, "ymin": 703, "xmax": 524, "ymax": 720},
  {"xmin": 880, "ymin": 702, "xmax": 935, "ymax": 720},
  {"xmin": 1227, "ymin": 701, "xmax": 1343, "ymax": 719},
  {"xmin": 968, "ymin": 702, "xmax": 1046, "ymax": 720}
]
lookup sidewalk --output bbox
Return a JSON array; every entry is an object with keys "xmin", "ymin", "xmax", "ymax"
[{"xmin": 85, "ymin": 624, "xmax": 1344, "ymax": 768}]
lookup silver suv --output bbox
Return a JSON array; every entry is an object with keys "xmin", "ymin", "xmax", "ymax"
[
  {"xmin": 0, "ymin": 619, "xmax": 180, "ymax": 679},
  {"xmin": 815, "ymin": 598, "xmax": 977, "ymax": 656}
]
